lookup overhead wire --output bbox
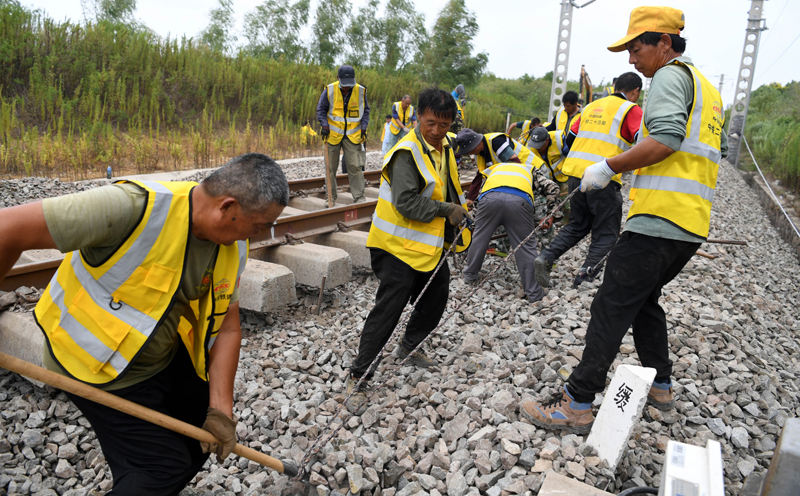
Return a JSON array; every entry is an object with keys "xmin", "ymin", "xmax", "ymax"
[{"xmin": 754, "ymin": 30, "xmax": 800, "ymax": 82}]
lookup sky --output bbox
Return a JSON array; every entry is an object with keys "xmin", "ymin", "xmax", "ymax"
[{"xmin": 27, "ymin": 0, "xmax": 800, "ymax": 112}]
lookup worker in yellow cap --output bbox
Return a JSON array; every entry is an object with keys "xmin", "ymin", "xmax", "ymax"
[{"xmin": 521, "ymin": 6, "xmax": 728, "ymax": 433}]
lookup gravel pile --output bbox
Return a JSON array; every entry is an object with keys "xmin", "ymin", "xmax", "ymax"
[{"xmin": 1, "ymin": 161, "xmax": 798, "ymax": 496}]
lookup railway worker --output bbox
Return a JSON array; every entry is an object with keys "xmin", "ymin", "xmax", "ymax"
[
  {"xmin": 455, "ymin": 129, "xmax": 538, "ymax": 207},
  {"xmin": 381, "ymin": 114, "xmax": 393, "ymax": 155},
  {"xmin": 385, "ymin": 95, "xmax": 418, "ymax": 152},
  {"xmin": 506, "ymin": 117, "xmax": 542, "ymax": 145},
  {"xmin": 534, "ymin": 71, "xmax": 644, "ymax": 288},
  {"xmin": 526, "ymin": 126, "xmax": 571, "ymax": 226},
  {"xmin": 316, "ymin": 64, "xmax": 370, "ymax": 205},
  {"xmin": 345, "ymin": 88, "xmax": 473, "ymax": 415},
  {"xmin": 599, "ymin": 77, "xmax": 618, "ymax": 99},
  {"xmin": 0, "ymin": 153, "xmax": 289, "ymax": 494},
  {"xmin": 450, "ymin": 84, "xmax": 467, "ymax": 134},
  {"xmin": 544, "ymin": 90, "xmax": 581, "ymax": 136},
  {"xmin": 522, "ymin": 6, "xmax": 728, "ymax": 433},
  {"xmin": 300, "ymin": 119, "xmax": 317, "ymax": 146},
  {"xmin": 462, "ymin": 161, "xmax": 562, "ymax": 303}
]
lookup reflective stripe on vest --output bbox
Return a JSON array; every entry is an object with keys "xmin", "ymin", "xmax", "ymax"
[
  {"xmin": 561, "ymin": 96, "xmax": 636, "ymax": 185},
  {"xmin": 390, "ymin": 102, "xmax": 415, "ymax": 135},
  {"xmin": 628, "ymin": 61, "xmax": 724, "ymax": 238},
  {"xmin": 326, "ymin": 82, "xmax": 366, "ymax": 145},
  {"xmin": 34, "ymin": 181, "xmax": 247, "ymax": 385},
  {"xmin": 367, "ymin": 131, "xmax": 471, "ymax": 271},
  {"xmin": 480, "ymin": 163, "xmax": 535, "ymax": 202},
  {"xmin": 531, "ymin": 131, "xmax": 567, "ymax": 182},
  {"xmin": 554, "ymin": 106, "xmax": 579, "ymax": 134},
  {"xmin": 476, "ymin": 133, "xmax": 542, "ymax": 172}
]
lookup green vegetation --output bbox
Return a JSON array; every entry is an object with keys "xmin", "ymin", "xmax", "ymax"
[
  {"xmin": 0, "ymin": 0, "xmax": 578, "ymax": 178},
  {"xmin": 742, "ymin": 82, "xmax": 800, "ymax": 191}
]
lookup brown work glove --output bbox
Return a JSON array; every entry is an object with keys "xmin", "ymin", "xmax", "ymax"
[
  {"xmin": 200, "ymin": 407, "xmax": 237, "ymax": 462},
  {"xmin": 446, "ymin": 203, "xmax": 473, "ymax": 226}
]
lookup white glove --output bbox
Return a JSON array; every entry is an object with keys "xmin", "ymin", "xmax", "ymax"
[{"xmin": 580, "ymin": 159, "xmax": 616, "ymax": 192}]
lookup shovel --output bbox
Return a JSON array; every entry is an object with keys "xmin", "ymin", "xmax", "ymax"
[{"xmin": 0, "ymin": 351, "xmax": 309, "ymax": 483}]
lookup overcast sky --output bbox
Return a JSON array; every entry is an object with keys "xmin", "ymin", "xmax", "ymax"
[{"xmin": 27, "ymin": 0, "xmax": 799, "ymax": 112}]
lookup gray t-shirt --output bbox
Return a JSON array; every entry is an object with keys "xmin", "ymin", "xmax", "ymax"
[
  {"xmin": 625, "ymin": 56, "xmax": 728, "ymax": 242},
  {"xmin": 41, "ymin": 183, "xmax": 238, "ymax": 390}
]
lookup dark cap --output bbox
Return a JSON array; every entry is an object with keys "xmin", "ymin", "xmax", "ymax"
[
  {"xmin": 337, "ymin": 65, "xmax": 356, "ymax": 87},
  {"xmin": 528, "ymin": 127, "xmax": 549, "ymax": 149},
  {"xmin": 455, "ymin": 129, "xmax": 483, "ymax": 155}
]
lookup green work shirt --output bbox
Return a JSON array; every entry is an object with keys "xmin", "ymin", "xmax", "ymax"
[
  {"xmin": 625, "ymin": 56, "xmax": 728, "ymax": 243},
  {"xmin": 41, "ymin": 183, "xmax": 239, "ymax": 390}
]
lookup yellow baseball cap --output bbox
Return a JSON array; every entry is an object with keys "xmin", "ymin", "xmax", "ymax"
[{"xmin": 608, "ymin": 6, "xmax": 685, "ymax": 53}]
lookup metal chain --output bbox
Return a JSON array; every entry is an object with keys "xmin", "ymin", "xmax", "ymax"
[
  {"xmin": 294, "ymin": 222, "xmax": 470, "ymax": 477},
  {"xmin": 293, "ymin": 188, "xmax": 578, "ymax": 480}
]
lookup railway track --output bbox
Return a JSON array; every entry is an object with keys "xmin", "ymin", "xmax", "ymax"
[{"xmin": 2, "ymin": 170, "xmax": 474, "ymax": 292}]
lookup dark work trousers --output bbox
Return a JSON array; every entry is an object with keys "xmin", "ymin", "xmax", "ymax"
[
  {"xmin": 351, "ymin": 248, "xmax": 450, "ymax": 379},
  {"xmin": 66, "ymin": 344, "xmax": 210, "ymax": 496},
  {"xmin": 462, "ymin": 191, "xmax": 545, "ymax": 302},
  {"xmin": 541, "ymin": 176, "xmax": 622, "ymax": 271},
  {"xmin": 566, "ymin": 231, "xmax": 701, "ymax": 403}
]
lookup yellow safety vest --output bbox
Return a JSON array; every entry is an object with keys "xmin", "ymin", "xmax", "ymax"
[
  {"xmin": 456, "ymin": 100, "xmax": 466, "ymax": 121},
  {"xmin": 561, "ymin": 95, "xmax": 637, "ymax": 185},
  {"xmin": 34, "ymin": 181, "xmax": 248, "ymax": 385},
  {"xmin": 367, "ymin": 130, "xmax": 472, "ymax": 272},
  {"xmin": 629, "ymin": 62, "xmax": 724, "ymax": 238},
  {"xmin": 301, "ymin": 125, "xmax": 317, "ymax": 145},
  {"xmin": 531, "ymin": 130, "xmax": 568, "ymax": 183},
  {"xmin": 553, "ymin": 105, "xmax": 581, "ymax": 134},
  {"xmin": 390, "ymin": 102, "xmax": 416, "ymax": 135},
  {"xmin": 480, "ymin": 163, "xmax": 536, "ymax": 203},
  {"xmin": 325, "ymin": 82, "xmax": 366, "ymax": 145},
  {"xmin": 476, "ymin": 133, "xmax": 543, "ymax": 172},
  {"xmin": 604, "ymin": 86, "xmax": 615, "ymax": 96}
]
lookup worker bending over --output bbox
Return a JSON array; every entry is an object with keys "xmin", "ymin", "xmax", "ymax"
[
  {"xmin": 0, "ymin": 154, "xmax": 289, "ymax": 494},
  {"xmin": 462, "ymin": 161, "xmax": 562, "ymax": 303},
  {"xmin": 522, "ymin": 6, "xmax": 727, "ymax": 432},
  {"xmin": 534, "ymin": 72, "xmax": 644, "ymax": 288}
]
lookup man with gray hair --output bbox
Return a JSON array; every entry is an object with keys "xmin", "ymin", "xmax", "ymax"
[{"xmin": 0, "ymin": 153, "xmax": 289, "ymax": 494}]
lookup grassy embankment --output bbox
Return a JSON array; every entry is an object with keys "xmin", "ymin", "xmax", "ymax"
[{"xmin": 0, "ymin": 2, "xmax": 575, "ymax": 180}]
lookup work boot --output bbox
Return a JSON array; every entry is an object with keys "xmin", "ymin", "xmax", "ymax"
[
  {"xmin": 572, "ymin": 267, "xmax": 595, "ymax": 288},
  {"xmin": 648, "ymin": 380, "xmax": 676, "ymax": 411},
  {"xmin": 533, "ymin": 254, "xmax": 553, "ymax": 288},
  {"xmin": 395, "ymin": 343, "xmax": 438, "ymax": 368},
  {"xmin": 345, "ymin": 374, "xmax": 369, "ymax": 415},
  {"xmin": 520, "ymin": 386, "xmax": 594, "ymax": 434}
]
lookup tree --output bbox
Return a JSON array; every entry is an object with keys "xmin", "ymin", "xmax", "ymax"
[
  {"xmin": 81, "ymin": 0, "xmax": 138, "ymax": 24},
  {"xmin": 418, "ymin": 0, "xmax": 487, "ymax": 88},
  {"xmin": 199, "ymin": 0, "xmax": 237, "ymax": 54},
  {"xmin": 243, "ymin": 0, "xmax": 310, "ymax": 60},
  {"xmin": 309, "ymin": 0, "xmax": 351, "ymax": 68},
  {"xmin": 344, "ymin": 0, "xmax": 382, "ymax": 67},
  {"xmin": 381, "ymin": 0, "xmax": 427, "ymax": 71}
]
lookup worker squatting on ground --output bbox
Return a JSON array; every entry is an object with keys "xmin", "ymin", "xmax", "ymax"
[
  {"xmin": 384, "ymin": 95, "xmax": 418, "ymax": 154},
  {"xmin": 0, "ymin": 154, "xmax": 289, "ymax": 494},
  {"xmin": 300, "ymin": 120, "xmax": 317, "ymax": 146},
  {"xmin": 526, "ymin": 127, "xmax": 571, "ymax": 225},
  {"xmin": 456, "ymin": 129, "xmax": 536, "ymax": 207},
  {"xmin": 461, "ymin": 159, "xmax": 562, "ymax": 304},
  {"xmin": 545, "ymin": 90, "xmax": 581, "ymax": 136},
  {"xmin": 521, "ymin": 6, "xmax": 728, "ymax": 434},
  {"xmin": 316, "ymin": 64, "xmax": 370, "ymax": 204},
  {"xmin": 345, "ymin": 88, "xmax": 473, "ymax": 416},
  {"xmin": 534, "ymin": 72, "xmax": 644, "ymax": 289}
]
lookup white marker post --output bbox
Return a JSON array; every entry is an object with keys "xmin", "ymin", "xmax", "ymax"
[{"xmin": 586, "ymin": 364, "xmax": 656, "ymax": 471}]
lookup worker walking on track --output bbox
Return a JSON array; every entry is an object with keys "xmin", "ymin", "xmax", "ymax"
[
  {"xmin": 385, "ymin": 95, "xmax": 418, "ymax": 153},
  {"xmin": 316, "ymin": 64, "xmax": 369, "ymax": 205},
  {"xmin": 545, "ymin": 90, "xmax": 581, "ymax": 135},
  {"xmin": 462, "ymin": 161, "xmax": 562, "ymax": 304},
  {"xmin": 345, "ymin": 88, "xmax": 472, "ymax": 415},
  {"xmin": 0, "ymin": 154, "xmax": 289, "ymax": 494},
  {"xmin": 455, "ymin": 129, "xmax": 538, "ymax": 207},
  {"xmin": 534, "ymin": 72, "xmax": 644, "ymax": 288},
  {"xmin": 522, "ymin": 6, "xmax": 728, "ymax": 433}
]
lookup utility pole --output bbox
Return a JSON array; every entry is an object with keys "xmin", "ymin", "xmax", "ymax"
[
  {"xmin": 718, "ymin": 74, "xmax": 725, "ymax": 94},
  {"xmin": 727, "ymin": 0, "xmax": 768, "ymax": 168},
  {"xmin": 547, "ymin": 0, "xmax": 597, "ymax": 122}
]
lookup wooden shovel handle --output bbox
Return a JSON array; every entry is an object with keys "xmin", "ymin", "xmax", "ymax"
[{"xmin": 0, "ymin": 351, "xmax": 296, "ymax": 477}]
